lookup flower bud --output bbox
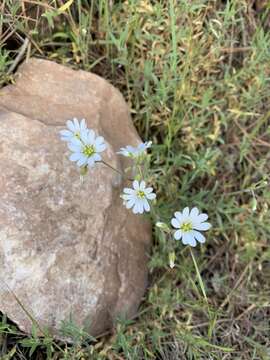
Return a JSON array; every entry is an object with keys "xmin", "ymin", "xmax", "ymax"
[
  {"xmin": 155, "ymin": 222, "xmax": 170, "ymax": 233},
  {"xmin": 169, "ymin": 252, "xmax": 176, "ymax": 269}
]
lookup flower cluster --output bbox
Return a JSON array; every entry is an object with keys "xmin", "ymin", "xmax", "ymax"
[{"xmin": 60, "ymin": 118, "xmax": 212, "ymax": 251}]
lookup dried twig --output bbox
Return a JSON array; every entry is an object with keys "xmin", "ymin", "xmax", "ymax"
[
  {"xmin": 7, "ymin": 37, "xmax": 30, "ymax": 75},
  {"xmin": 220, "ymin": 47, "xmax": 252, "ymax": 53},
  {"xmin": 219, "ymin": 263, "xmax": 250, "ymax": 310}
]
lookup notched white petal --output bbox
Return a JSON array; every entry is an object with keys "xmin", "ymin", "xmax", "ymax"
[
  {"xmin": 146, "ymin": 192, "xmax": 156, "ymax": 200},
  {"xmin": 190, "ymin": 207, "xmax": 199, "ymax": 219},
  {"xmin": 182, "ymin": 207, "xmax": 190, "ymax": 217},
  {"xmin": 174, "ymin": 211, "xmax": 183, "ymax": 221},
  {"xmin": 133, "ymin": 180, "xmax": 139, "ymax": 190},
  {"xmin": 196, "ymin": 213, "xmax": 208, "ymax": 223},
  {"xmin": 192, "ymin": 230, "xmax": 205, "ymax": 243},
  {"xmin": 174, "ymin": 230, "xmax": 182, "ymax": 240},
  {"xmin": 143, "ymin": 199, "xmax": 150, "ymax": 212},
  {"xmin": 193, "ymin": 222, "xmax": 211, "ymax": 231},
  {"xmin": 171, "ymin": 218, "xmax": 180, "ymax": 229}
]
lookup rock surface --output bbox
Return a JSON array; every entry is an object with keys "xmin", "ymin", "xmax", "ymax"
[{"xmin": 0, "ymin": 59, "xmax": 151, "ymax": 338}]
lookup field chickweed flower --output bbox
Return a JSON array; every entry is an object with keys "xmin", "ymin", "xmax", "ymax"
[
  {"xmin": 171, "ymin": 207, "xmax": 211, "ymax": 247},
  {"xmin": 68, "ymin": 129, "xmax": 107, "ymax": 167},
  {"xmin": 122, "ymin": 180, "xmax": 156, "ymax": 214},
  {"xmin": 117, "ymin": 141, "xmax": 152, "ymax": 158},
  {"xmin": 60, "ymin": 118, "xmax": 87, "ymax": 142}
]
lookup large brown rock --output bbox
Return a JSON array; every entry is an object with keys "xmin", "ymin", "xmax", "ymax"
[{"xmin": 0, "ymin": 59, "xmax": 151, "ymax": 339}]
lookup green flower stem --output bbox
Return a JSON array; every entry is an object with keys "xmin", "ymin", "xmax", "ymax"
[
  {"xmin": 189, "ymin": 248, "xmax": 218, "ymax": 338},
  {"xmin": 220, "ymin": 180, "xmax": 268, "ymax": 197},
  {"xmin": 135, "ymin": 159, "xmax": 148, "ymax": 180},
  {"xmin": 189, "ymin": 247, "xmax": 208, "ymax": 303},
  {"xmin": 100, "ymin": 160, "xmax": 133, "ymax": 181},
  {"xmin": 137, "ymin": 163, "xmax": 143, "ymax": 179}
]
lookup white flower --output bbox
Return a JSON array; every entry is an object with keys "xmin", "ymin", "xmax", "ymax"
[
  {"xmin": 122, "ymin": 180, "xmax": 156, "ymax": 214},
  {"xmin": 171, "ymin": 207, "xmax": 211, "ymax": 247},
  {"xmin": 68, "ymin": 129, "xmax": 107, "ymax": 167},
  {"xmin": 117, "ymin": 141, "xmax": 152, "ymax": 158},
  {"xmin": 59, "ymin": 118, "xmax": 87, "ymax": 142}
]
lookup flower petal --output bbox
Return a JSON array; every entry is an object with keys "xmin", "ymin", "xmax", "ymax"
[
  {"xmin": 190, "ymin": 207, "xmax": 199, "ymax": 219},
  {"xmin": 174, "ymin": 211, "xmax": 183, "ymax": 221},
  {"xmin": 118, "ymin": 149, "xmax": 129, "ymax": 156},
  {"xmin": 122, "ymin": 194, "xmax": 133, "ymax": 201},
  {"xmin": 133, "ymin": 180, "xmax": 139, "ymax": 190},
  {"xmin": 192, "ymin": 230, "xmax": 206, "ymax": 244},
  {"xmin": 77, "ymin": 156, "xmax": 88, "ymax": 167},
  {"xmin": 95, "ymin": 136, "xmax": 104, "ymax": 145},
  {"xmin": 69, "ymin": 153, "xmax": 81, "ymax": 162},
  {"xmin": 144, "ymin": 187, "xmax": 153, "ymax": 194},
  {"xmin": 72, "ymin": 118, "xmax": 79, "ymax": 131},
  {"xmin": 126, "ymin": 198, "xmax": 136, "ymax": 209},
  {"xmin": 182, "ymin": 233, "xmax": 189, "ymax": 245},
  {"xmin": 140, "ymin": 181, "xmax": 146, "ymax": 190},
  {"xmin": 79, "ymin": 129, "xmax": 88, "ymax": 143},
  {"xmin": 60, "ymin": 129, "xmax": 72, "ymax": 137},
  {"xmin": 80, "ymin": 118, "xmax": 87, "ymax": 130},
  {"xmin": 93, "ymin": 153, "xmax": 102, "ymax": 162},
  {"xmin": 69, "ymin": 137, "xmax": 82, "ymax": 147},
  {"xmin": 68, "ymin": 142, "xmax": 81, "ymax": 152},
  {"xmin": 123, "ymin": 188, "xmax": 135, "ymax": 194},
  {"xmin": 193, "ymin": 222, "xmax": 211, "ymax": 231},
  {"xmin": 189, "ymin": 235, "xmax": 197, "ymax": 247},
  {"xmin": 174, "ymin": 230, "xmax": 182, "ymax": 240},
  {"xmin": 95, "ymin": 143, "xmax": 107, "ymax": 152},
  {"xmin": 126, "ymin": 145, "xmax": 135, "ymax": 153},
  {"xmin": 139, "ymin": 201, "xmax": 145, "ymax": 213},
  {"xmin": 146, "ymin": 192, "xmax": 156, "ymax": 200},
  {"xmin": 133, "ymin": 201, "xmax": 140, "ymax": 214},
  {"xmin": 182, "ymin": 232, "xmax": 196, "ymax": 246},
  {"xmin": 135, "ymin": 200, "xmax": 144, "ymax": 214},
  {"xmin": 182, "ymin": 207, "xmax": 190, "ymax": 217},
  {"xmin": 86, "ymin": 129, "xmax": 95, "ymax": 144},
  {"xmin": 88, "ymin": 156, "xmax": 98, "ymax": 167},
  {"xmin": 196, "ymin": 213, "xmax": 208, "ymax": 223},
  {"xmin": 67, "ymin": 120, "xmax": 76, "ymax": 132},
  {"xmin": 171, "ymin": 217, "xmax": 180, "ymax": 229},
  {"xmin": 143, "ymin": 198, "xmax": 150, "ymax": 212}
]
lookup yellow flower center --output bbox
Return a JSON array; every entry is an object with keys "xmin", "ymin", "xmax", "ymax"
[
  {"xmin": 180, "ymin": 222, "xmax": 192, "ymax": 232},
  {"xmin": 137, "ymin": 190, "xmax": 145, "ymax": 199},
  {"xmin": 83, "ymin": 145, "xmax": 95, "ymax": 157}
]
